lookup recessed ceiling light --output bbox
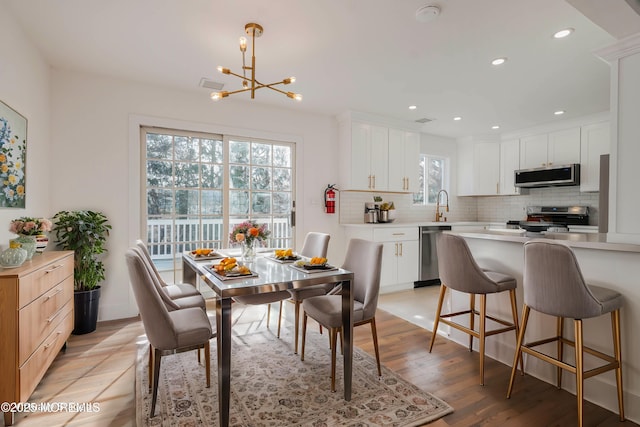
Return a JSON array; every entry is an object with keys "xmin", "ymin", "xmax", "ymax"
[
  {"xmin": 453, "ymin": 116, "xmax": 462, "ymax": 121},
  {"xmin": 409, "ymin": 105, "xmax": 417, "ymax": 110},
  {"xmin": 554, "ymin": 110, "xmax": 565, "ymax": 115},
  {"xmin": 553, "ymin": 28, "xmax": 574, "ymax": 39},
  {"xmin": 491, "ymin": 57, "xmax": 507, "ymax": 66},
  {"xmin": 492, "ymin": 125, "xmax": 500, "ymax": 130}
]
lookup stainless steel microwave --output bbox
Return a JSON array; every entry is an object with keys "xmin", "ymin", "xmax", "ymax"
[{"xmin": 514, "ymin": 164, "xmax": 580, "ymax": 188}]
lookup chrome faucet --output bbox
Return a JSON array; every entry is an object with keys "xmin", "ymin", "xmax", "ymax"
[{"xmin": 435, "ymin": 189, "xmax": 449, "ymax": 222}]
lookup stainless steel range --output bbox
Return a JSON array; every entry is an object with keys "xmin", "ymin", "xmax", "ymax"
[{"xmin": 512, "ymin": 205, "xmax": 589, "ymax": 233}]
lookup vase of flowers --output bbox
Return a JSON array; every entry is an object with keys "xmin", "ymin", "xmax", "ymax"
[
  {"xmin": 229, "ymin": 220, "xmax": 271, "ymax": 263},
  {"xmin": 9, "ymin": 217, "xmax": 53, "ymax": 259}
]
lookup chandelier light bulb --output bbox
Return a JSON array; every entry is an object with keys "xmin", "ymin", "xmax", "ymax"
[
  {"xmin": 211, "ymin": 92, "xmax": 222, "ymax": 101},
  {"xmin": 242, "ymin": 80, "xmax": 249, "ymax": 89},
  {"xmin": 287, "ymin": 92, "xmax": 302, "ymax": 101},
  {"xmin": 239, "ymin": 36, "xmax": 247, "ymax": 52},
  {"xmin": 217, "ymin": 66, "xmax": 230, "ymax": 74}
]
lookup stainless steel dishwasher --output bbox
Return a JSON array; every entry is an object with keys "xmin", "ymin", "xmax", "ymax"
[{"xmin": 415, "ymin": 225, "xmax": 451, "ymax": 287}]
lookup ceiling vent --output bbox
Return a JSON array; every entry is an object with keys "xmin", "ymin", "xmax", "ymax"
[
  {"xmin": 415, "ymin": 117, "xmax": 434, "ymax": 124},
  {"xmin": 199, "ymin": 78, "xmax": 224, "ymax": 90}
]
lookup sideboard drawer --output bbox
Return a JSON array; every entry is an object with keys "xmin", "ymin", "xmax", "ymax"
[
  {"xmin": 18, "ymin": 255, "xmax": 73, "ymax": 309},
  {"xmin": 18, "ymin": 310, "xmax": 73, "ymax": 402},
  {"xmin": 19, "ymin": 281, "xmax": 73, "ymax": 365}
]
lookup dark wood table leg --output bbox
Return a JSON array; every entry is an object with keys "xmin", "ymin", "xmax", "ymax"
[
  {"xmin": 341, "ymin": 279, "xmax": 353, "ymax": 400},
  {"xmin": 216, "ymin": 296, "xmax": 232, "ymax": 427}
]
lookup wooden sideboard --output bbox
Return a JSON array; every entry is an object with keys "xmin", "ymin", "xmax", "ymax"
[{"xmin": 0, "ymin": 251, "xmax": 74, "ymax": 426}]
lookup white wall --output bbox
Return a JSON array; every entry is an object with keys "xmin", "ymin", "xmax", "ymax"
[
  {"xmin": 49, "ymin": 70, "xmax": 341, "ymax": 321},
  {"xmin": 0, "ymin": 7, "xmax": 52, "ymax": 245}
]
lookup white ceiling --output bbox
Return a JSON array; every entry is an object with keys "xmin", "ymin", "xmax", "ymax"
[{"xmin": 5, "ymin": 0, "xmax": 640, "ymax": 139}]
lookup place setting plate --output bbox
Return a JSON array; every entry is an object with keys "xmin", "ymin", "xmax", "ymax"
[
  {"xmin": 186, "ymin": 249, "xmax": 225, "ymax": 261},
  {"xmin": 204, "ymin": 264, "xmax": 259, "ymax": 281},
  {"xmin": 289, "ymin": 260, "xmax": 338, "ymax": 274}
]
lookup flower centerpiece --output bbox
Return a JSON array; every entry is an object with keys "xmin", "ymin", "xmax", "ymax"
[
  {"xmin": 9, "ymin": 216, "xmax": 53, "ymax": 259},
  {"xmin": 229, "ymin": 220, "xmax": 271, "ymax": 263}
]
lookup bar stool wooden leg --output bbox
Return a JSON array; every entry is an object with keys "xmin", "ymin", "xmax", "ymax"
[
  {"xmin": 509, "ymin": 289, "xmax": 524, "ymax": 374},
  {"xmin": 479, "ymin": 294, "xmax": 487, "ymax": 385},
  {"xmin": 507, "ymin": 305, "xmax": 530, "ymax": 398},
  {"xmin": 557, "ymin": 316, "xmax": 564, "ymax": 389},
  {"xmin": 612, "ymin": 309, "xmax": 625, "ymax": 420},
  {"xmin": 429, "ymin": 284, "xmax": 447, "ymax": 352},
  {"xmin": 574, "ymin": 319, "xmax": 584, "ymax": 427},
  {"xmin": 469, "ymin": 293, "xmax": 476, "ymax": 351}
]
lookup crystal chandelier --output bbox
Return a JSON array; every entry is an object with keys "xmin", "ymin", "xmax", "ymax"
[{"xmin": 211, "ymin": 23, "xmax": 302, "ymax": 102}]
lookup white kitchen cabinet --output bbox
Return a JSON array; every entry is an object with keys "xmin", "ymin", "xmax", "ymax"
[
  {"xmin": 374, "ymin": 227, "xmax": 419, "ymax": 292},
  {"xmin": 341, "ymin": 225, "xmax": 418, "ymax": 293},
  {"xmin": 342, "ymin": 122, "xmax": 389, "ymax": 191},
  {"xmin": 580, "ymin": 121, "xmax": 610, "ymax": 192},
  {"xmin": 388, "ymin": 129, "xmax": 420, "ymax": 192},
  {"xmin": 499, "ymin": 139, "xmax": 521, "ymax": 195},
  {"xmin": 519, "ymin": 127, "xmax": 580, "ymax": 169},
  {"xmin": 458, "ymin": 141, "xmax": 500, "ymax": 196}
]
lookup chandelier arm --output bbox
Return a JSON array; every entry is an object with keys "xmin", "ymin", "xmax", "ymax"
[{"xmin": 224, "ymin": 69, "xmax": 251, "ymax": 81}]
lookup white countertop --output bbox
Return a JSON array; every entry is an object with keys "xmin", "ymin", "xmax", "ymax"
[
  {"xmin": 452, "ymin": 229, "xmax": 640, "ymax": 253},
  {"xmin": 340, "ymin": 221, "xmax": 485, "ymax": 228}
]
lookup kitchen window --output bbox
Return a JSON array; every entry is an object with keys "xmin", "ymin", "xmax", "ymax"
[
  {"xmin": 414, "ymin": 154, "xmax": 449, "ymax": 205},
  {"xmin": 141, "ymin": 127, "xmax": 296, "ymax": 274}
]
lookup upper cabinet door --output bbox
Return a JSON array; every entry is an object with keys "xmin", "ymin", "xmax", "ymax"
[
  {"xmin": 499, "ymin": 139, "xmax": 520, "ymax": 195},
  {"xmin": 346, "ymin": 122, "xmax": 388, "ymax": 191},
  {"xmin": 350, "ymin": 122, "xmax": 373, "ymax": 190},
  {"xmin": 473, "ymin": 142, "xmax": 500, "ymax": 195},
  {"xmin": 388, "ymin": 129, "xmax": 420, "ymax": 192},
  {"xmin": 369, "ymin": 125, "xmax": 389, "ymax": 191},
  {"xmin": 519, "ymin": 134, "xmax": 548, "ymax": 169},
  {"xmin": 548, "ymin": 127, "xmax": 581, "ymax": 166},
  {"xmin": 580, "ymin": 122, "xmax": 610, "ymax": 192}
]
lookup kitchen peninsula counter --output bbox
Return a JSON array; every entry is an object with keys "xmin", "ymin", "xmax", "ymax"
[
  {"xmin": 443, "ymin": 230, "xmax": 640, "ymax": 423},
  {"xmin": 452, "ymin": 229, "xmax": 640, "ymax": 253}
]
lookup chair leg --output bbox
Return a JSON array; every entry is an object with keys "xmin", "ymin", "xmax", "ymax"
[
  {"xmin": 429, "ymin": 284, "xmax": 447, "ymax": 352},
  {"xmin": 507, "ymin": 304, "xmax": 530, "ymax": 398},
  {"xmin": 151, "ymin": 348, "xmax": 162, "ymax": 417},
  {"xmin": 148, "ymin": 344, "xmax": 153, "ymax": 393},
  {"xmin": 301, "ymin": 312, "xmax": 308, "ymax": 361},
  {"xmin": 469, "ymin": 293, "xmax": 476, "ymax": 352},
  {"xmin": 205, "ymin": 341, "xmax": 211, "ymax": 388},
  {"xmin": 294, "ymin": 300, "xmax": 301, "ymax": 354},
  {"xmin": 574, "ymin": 319, "xmax": 584, "ymax": 427},
  {"xmin": 611, "ymin": 309, "xmax": 625, "ymax": 421},
  {"xmin": 557, "ymin": 316, "xmax": 564, "ymax": 389},
  {"xmin": 330, "ymin": 327, "xmax": 338, "ymax": 393},
  {"xmin": 277, "ymin": 301, "xmax": 283, "ymax": 338},
  {"xmin": 370, "ymin": 317, "xmax": 382, "ymax": 377},
  {"xmin": 509, "ymin": 289, "xmax": 524, "ymax": 375},
  {"xmin": 267, "ymin": 303, "xmax": 271, "ymax": 330},
  {"xmin": 479, "ymin": 294, "xmax": 487, "ymax": 385}
]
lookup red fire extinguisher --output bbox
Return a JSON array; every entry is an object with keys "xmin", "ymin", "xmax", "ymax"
[{"xmin": 324, "ymin": 184, "xmax": 337, "ymax": 214}]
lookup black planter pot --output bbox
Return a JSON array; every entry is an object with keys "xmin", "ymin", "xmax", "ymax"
[{"xmin": 73, "ymin": 287, "xmax": 101, "ymax": 335}]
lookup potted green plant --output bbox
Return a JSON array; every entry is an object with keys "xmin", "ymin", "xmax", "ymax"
[{"xmin": 52, "ymin": 210, "xmax": 111, "ymax": 335}]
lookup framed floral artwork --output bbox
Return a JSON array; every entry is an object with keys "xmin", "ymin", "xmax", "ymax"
[{"xmin": 0, "ymin": 100, "xmax": 27, "ymax": 208}]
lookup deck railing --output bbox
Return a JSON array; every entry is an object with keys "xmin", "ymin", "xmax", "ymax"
[{"xmin": 146, "ymin": 218, "xmax": 292, "ymax": 260}]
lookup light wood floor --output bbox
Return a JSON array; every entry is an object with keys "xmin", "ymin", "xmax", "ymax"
[{"xmin": 6, "ymin": 304, "xmax": 636, "ymax": 427}]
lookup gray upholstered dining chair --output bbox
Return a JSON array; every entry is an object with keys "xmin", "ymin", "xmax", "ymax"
[
  {"xmin": 132, "ymin": 246, "xmax": 206, "ymax": 311},
  {"xmin": 300, "ymin": 238, "xmax": 383, "ymax": 392},
  {"xmin": 285, "ymin": 232, "xmax": 331, "ymax": 353},
  {"xmin": 507, "ymin": 239, "xmax": 624, "ymax": 427},
  {"xmin": 136, "ymin": 239, "xmax": 202, "ymax": 299},
  {"xmin": 125, "ymin": 248, "xmax": 214, "ymax": 418},
  {"xmin": 429, "ymin": 232, "xmax": 522, "ymax": 385}
]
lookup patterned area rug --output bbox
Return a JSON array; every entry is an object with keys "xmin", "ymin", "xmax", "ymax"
[{"xmin": 135, "ymin": 311, "xmax": 453, "ymax": 426}]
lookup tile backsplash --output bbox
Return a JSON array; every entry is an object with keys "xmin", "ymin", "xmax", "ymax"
[{"xmin": 339, "ymin": 187, "xmax": 599, "ymax": 225}]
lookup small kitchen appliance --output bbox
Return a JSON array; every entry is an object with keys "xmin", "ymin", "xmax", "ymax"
[{"xmin": 364, "ymin": 202, "xmax": 379, "ymax": 223}]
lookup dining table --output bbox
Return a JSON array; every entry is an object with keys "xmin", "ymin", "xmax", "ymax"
[{"xmin": 182, "ymin": 251, "xmax": 355, "ymax": 427}]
